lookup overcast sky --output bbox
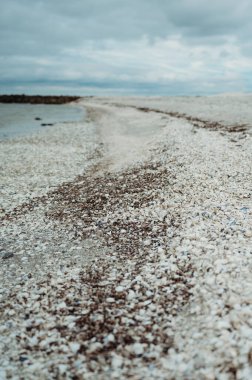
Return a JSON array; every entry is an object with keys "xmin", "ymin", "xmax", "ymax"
[{"xmin": 1, "ymin": 0, "xmax": 252, "ymax": 95}]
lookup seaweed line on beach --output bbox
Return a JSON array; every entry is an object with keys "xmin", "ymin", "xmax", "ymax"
[{"xmin": 108, "ymin": 102, "xmax": 250, "ymax": 134}]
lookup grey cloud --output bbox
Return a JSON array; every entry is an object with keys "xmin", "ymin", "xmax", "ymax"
[
  {"xmin": 2, "ymin": 0, "xmax": 250, "ymax": 49},
  {"xmin": 0, "ymin": 0, "xmax": 252, "ymax": 94}
]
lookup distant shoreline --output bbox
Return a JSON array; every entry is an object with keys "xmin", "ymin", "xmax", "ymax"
[{"xmin": 0, "ymin": 94, "xmax": 81, "ymax": 104}]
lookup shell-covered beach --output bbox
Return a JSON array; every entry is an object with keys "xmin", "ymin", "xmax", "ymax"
[{"xmin": 1, "ymin": 95, "xmax": 252, "ymax": 379}]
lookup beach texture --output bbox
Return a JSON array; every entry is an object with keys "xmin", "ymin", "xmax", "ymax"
[{"xmin": 1, "ymin": 95, "xmax": 252, "ymax": 379}]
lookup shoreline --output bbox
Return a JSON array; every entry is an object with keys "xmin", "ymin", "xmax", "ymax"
[
  {"xmin": 1, "ymin": 96, "xmax": 252, "ymax": 379},
  {"xmin": 0, "ymin": 102, "xmax": 86, "ymax": 140},
  {"xmin": 0, "ymin": 103, "xmax": 98, "ymax": 214}
]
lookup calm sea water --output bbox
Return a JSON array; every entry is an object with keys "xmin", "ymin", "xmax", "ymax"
[{"xmin": 0, "ymin": 103, "xmax": 85, "ymax": 139}]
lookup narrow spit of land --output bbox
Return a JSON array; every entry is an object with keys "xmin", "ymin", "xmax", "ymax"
[
  {"xmin": 1, "ymin": 96, "xmax": 252, "ymax": 379},
  {"xmin": 0, "ymin": 94, "xmax": 82, "ymax": 104}
]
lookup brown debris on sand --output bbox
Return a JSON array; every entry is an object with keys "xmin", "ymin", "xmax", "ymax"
[{"xmin": 113, "ymin": 104, "xmax": 249, "ymax": 134}]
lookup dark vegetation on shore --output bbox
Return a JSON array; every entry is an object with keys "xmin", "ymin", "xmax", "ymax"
[{"xmin": 0, "ymin": 94, "xmax": 81, "ymax": 104}]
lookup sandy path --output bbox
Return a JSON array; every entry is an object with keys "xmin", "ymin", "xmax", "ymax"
[
  {"xmin": 1, "ymin": 97, "xmax": 252, "ymax": 379},
  {"xmin": 82, "ymin": 102, "xmax": 168, "ymax": 171}
]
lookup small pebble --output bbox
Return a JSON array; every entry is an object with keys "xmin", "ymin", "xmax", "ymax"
[{"xmin": 2, "ymin": 252, "xmax": 14, "ymax": 260}]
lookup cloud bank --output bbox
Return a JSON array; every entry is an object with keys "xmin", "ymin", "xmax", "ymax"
[{"xmin": 1, "ymin": 0, "xmax": 252, "ymax": 95}]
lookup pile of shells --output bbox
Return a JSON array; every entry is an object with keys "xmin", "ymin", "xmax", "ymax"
[
  {"xmin": 1, "ymin": 97, "xmax": 252, "ymax": 379},
  {"xmin": 1, "ymin": 159, "xmax": 195, "ymax": 379}
]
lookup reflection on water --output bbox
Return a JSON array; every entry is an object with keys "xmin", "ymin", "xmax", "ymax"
[{"xmin": 0, "ymin": 103, "xmax": 85, "ymax": 139}]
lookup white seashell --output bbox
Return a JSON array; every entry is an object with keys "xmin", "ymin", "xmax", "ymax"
[
  {"xmin": 7, "ymin": 310, "xmax": 15, "ymax": 316},
  {"xmin": 144, "ymin": 239, "xmax": 151, "ymax": 246},
  {"xmin": 57, "ymin": 301, "xmax": 67, "ymax": 309},
  {"xmin": 157, "ymin": 247, "xmax": 165, "ymax": 255},
  {"xmin": 132, "ymin": 343, "xmax": 144, "ymax": 356},
  {"xmin": 105, "ymin": 334, "xmax": 115, "ymax": 344},
  {"xmin": 69, "ymin": 342, "xmax": 80, "ymax": 354},
  {"xmin": 111, "ymin": 355, "xmax": 123, "ymax": 368},
  {"xmin": 127, "ymin": 290, "xmax": 136, "ymax": 300},
  {"xmin": 106, "ymin": 297, "xmax": 115, "ymax": 303},
  {"xmin": 87, "ymin": 342, "xmax": 103, "ymax": 353},
  {"xmin": 115, "ymin": 286, "xmax": 125, "ymax": 292},
  {"xmin": 244, "ymin": 230, "xmax": 252, "ymax": 238},
  {"xmin": 29, "ymin": 336, "xmax": 38, "ymax": 346},
  {"xmin": 58, "ymin": 365, "xmax": 68, "ymax": 374}
]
